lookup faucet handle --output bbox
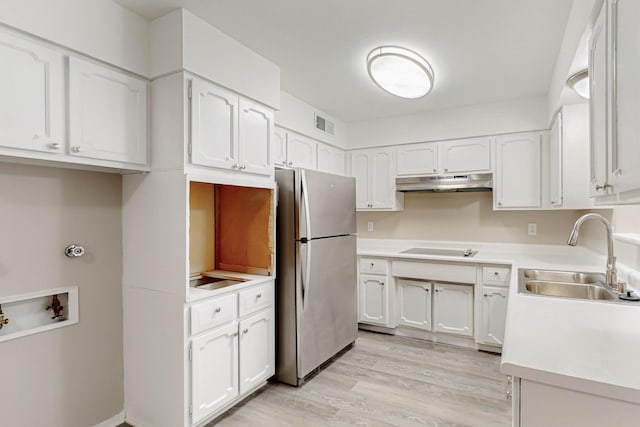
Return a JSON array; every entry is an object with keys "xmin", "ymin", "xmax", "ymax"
[{"xmin": 616, "ymin": 281, "xmax": 627, "ymax": 294}]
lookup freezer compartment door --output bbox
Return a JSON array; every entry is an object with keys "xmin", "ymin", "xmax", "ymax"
[
  {"xmin": 297, "ymin": 235, "xmax": 357, "ymax": 379},
  {"xmin": 299, "ymin": 169, "xmax": 356, "ymax": 239}
]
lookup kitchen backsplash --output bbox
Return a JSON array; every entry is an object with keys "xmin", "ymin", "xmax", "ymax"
[{"xmin": 357, "ymin": 192, "xmax": 596, "ymax": 245}]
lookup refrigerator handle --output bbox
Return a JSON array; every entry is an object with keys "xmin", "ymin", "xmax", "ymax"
[{"xmin": 301, "ymin": 171, "xmax": 312, "ymax": 308}]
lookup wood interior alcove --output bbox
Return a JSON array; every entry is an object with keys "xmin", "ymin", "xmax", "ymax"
[{"xmin": 189, "ymin": 181, "xmax": 274, "ymax": 277}]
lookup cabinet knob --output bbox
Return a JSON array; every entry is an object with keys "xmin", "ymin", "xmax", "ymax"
[
  {"xmin": 243, "ymin": 328, "xmax": 249, "ymax": 334},
  {"xmin": 256, "ymin": 293, "xmax": 262, "ymax": 298},
  {"xmin": 433, "ymin": 169, "xmax": 437, "ymax": 172},
  {"xmin": 241, "ymin": 164, "xmax": 247, "ymax": 170},
  {"xmin": 288, "ymin": 161, "xmax": 293, "ymax": 166},
  {"xmin": 232, "ymin": 332, "xmax": 239, "ymax": 337},
  {"xmin": 497, "ymin": 202, "xmax": 502, "ymax": 206},
  {"xmin": 425, "ymin": 288, "xmax": 429, "ymax": 292},
  {"xmin": 214, "ymin": 307, "xmax": 221, "ymax": 313},
  {"xmin": 444, "ymin": 168, "xmax": 448, "ymax": 172},
  {"xmin": 231, "ymin": 164, "xmax": 238, "ymax": 169},
  {"xmin": 494, "ymin": 272, "xmax": 499, "ymax": 276},
  {"xmin": 47, "ymin": 142, "xmax": 61, "ymax": 149},
  {"xmin": 484, "ymin": 294, "xmax": 488, "ymax": 297},
  {"xmin": 380, "ymin": 282, "xmax": 385, "ymax": 286},
  {"xmin": 71, "ymin": 146, "xmax": 82, "ymax": 153}
]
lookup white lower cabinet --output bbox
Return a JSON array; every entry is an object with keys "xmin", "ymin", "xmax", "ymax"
[
  {"xmin": 479, "ymin": 286, "xmax": 508, "ymax": 346},
  {"xmin": 239, "ymin": 308, "xmax": 275, "ymax": 394},
  {"xmin": 189, "ymin": 283, "xmax": 275, "ymax": 425},
  {"xmin": 432, "ymin": 283, "xmax": 474, "ymax": 337},
  {"xmin": 516, "ymin": 378, "xmax": 640, "ymax": 427},
  {"xmin": 397, "ymin": 279, "xmax": 431, "ymax": 330},
  {"xmin": 191, "ymin": 322, "xmax": 239, "ymax": 424},
  {"xmin": 358, "ymin": 274, "xmax": 391, "ymax": 326}
]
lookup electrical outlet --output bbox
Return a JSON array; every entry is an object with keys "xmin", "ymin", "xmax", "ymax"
[
  {"xmin": 528, "ymin": 223, "xmax": 537, "ymax": 236},
  {"xmin": 367, "ymin": 222, "xmax": 374, "ymax": 232}
]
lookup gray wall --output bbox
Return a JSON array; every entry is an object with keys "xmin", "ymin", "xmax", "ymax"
[{"xmin": 0, "ymin": 163, "xmax": 123, "ymax": 427}]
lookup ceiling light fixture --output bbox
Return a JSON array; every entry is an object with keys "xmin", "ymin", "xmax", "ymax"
[
  {"xmin": 567, "ymin": 69, "xmax": 589, "ymax": 99},
  {"xmin": 367, "ymin": 46, "xmax": 434, "ymax": 99}
]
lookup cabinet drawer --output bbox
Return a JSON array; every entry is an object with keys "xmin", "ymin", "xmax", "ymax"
[
  {"xmin": 191, "ymin": 293, "xmax": 238, "ymax": 335},
  {"xmin": 239, "ymin": 283, "xmax": 273, "ymax": 317},
  {"xmin": 392, "ymin": 261, "xmax": 476, "ymax": 284},
  {"xmin": 482, "ymin": 266, "xmax": 511, "ymax": 285},
  {"xmin": 359, "ymin": 258, "xmax": 389, "ymax": 275}
]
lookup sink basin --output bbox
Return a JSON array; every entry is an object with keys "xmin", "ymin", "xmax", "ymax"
[
  {"xmin": 518, "ymin": 269, "xmax": 619, "ymax": 301},
  {"xmin": 524, "ymin": 280, "xmax": 618, "ymax": 300}
]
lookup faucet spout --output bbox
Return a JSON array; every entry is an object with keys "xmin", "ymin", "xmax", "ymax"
[{"xmin": 567, "ymin": 213, "xmax": 617, "ymax": 290}]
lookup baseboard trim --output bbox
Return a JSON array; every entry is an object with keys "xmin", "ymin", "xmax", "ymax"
[{"xmin": 93, "ymin": 411, "xmax": 125, "ymax": 427}]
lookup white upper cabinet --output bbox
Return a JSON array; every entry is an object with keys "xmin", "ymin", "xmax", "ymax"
[
  {"xmin": 350, "ymin": 147, "xmax": 403, "ymax": 211},
  {"xmin": 317, "ymin": 143, "xmax": 345, "ymax": 175},
  {"xmin": 396, "ymin": 137, "xmax": 492, "ymax": 176},
  {"xmin": 607, "ymin": 0, "xmax": 640, "ymax": 196},
  {"xmin": 274, "ymin": 127, "xmax": 287, "ymax": 167},
  {"xmin": 190, "ymin": 79, "xmax": 239, "ymax": 170},
  {"xmin": 495, "ymin": 132, "xmax": 543, "ymax": 209},
  {"xmin": 0, "ymin": 31, "xmax": 64, "ymax": 154},
  {"xmin": 286, "ymin": 132, "xmax": 317, "ymax": 169},
  {"xmin": 68, "ymin": 57, "xmax": 148, "ymax": 165},
  {"xmin": 190, "ymin": 77, "xmax": 274, "ymax": 176},
  {"xmin": 589, "ymin": 2, "xmax": 610, "ymax": 197},
  {"xmin": 397, "ymin": 142, "xmax": 438, "ymax": 176},
  {"xmin": 549, "ymin": 104, "xmax": 593, "ymax": 209},
  {"xmin": 549, "ymin": 112, "xmax": 563, "ymax": 207},
  {"xmin": 238, "ymin": 98, "xmax": 274, "ymax": 175},
  {"xmin": 441, "ymin": 138, "xmax": 492, "ymax": 173}
]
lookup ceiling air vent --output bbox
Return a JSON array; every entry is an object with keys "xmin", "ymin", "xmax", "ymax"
[{"xmin": 314, "ymin": 113, "xmax": 335, "ymax": 135}]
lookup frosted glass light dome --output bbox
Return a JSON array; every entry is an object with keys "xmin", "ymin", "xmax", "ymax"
[{"xmin": 367, "ymin": 46, "xmax": 434, "ymax": 99}]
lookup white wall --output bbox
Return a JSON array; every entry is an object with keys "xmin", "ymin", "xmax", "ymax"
[
  {"xmin": 346, "ymin": 95, "xmax": 548, "ymax": 149},
  {"xmin": 0, "ymin": 164, "xmax": 124, "ymax": 427},
  {"xmin": 358, "ymin": 192, "xmax": 589, "ymax": 245},
  {"xmin": 275, "ymin": 91, "xmax": 348, "ymax": 149},
  {"xmin": 0, "ymin": 0, "xmax": 150, "ymax": 76}
]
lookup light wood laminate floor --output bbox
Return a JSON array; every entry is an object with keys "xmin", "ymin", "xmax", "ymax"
[{"xmin": 212, "ymin": 330, "xmax": 511, "ymax": 427}]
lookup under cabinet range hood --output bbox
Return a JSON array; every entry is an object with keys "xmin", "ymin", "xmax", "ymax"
[{"xmin": 395, "ymin": 173, "xmax": 493, "ymax": 192}]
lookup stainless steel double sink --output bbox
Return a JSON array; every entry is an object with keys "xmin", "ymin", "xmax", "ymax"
[{"xmin": 518, "ymin": 269, "xmax": 620, "ymax": 301}]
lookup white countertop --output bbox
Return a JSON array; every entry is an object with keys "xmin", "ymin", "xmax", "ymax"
[
  {"xmin": 358, "ymin": 238, "xmax": 640, "ymax": 404},
  {"xmin": 188, "ymin": 270, "xmax": 274, "ymax": 302}
]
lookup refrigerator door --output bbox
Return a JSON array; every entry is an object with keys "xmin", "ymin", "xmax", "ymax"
[
  {"xmin": 296, "ymin": 234, "xmax": 357, "ymax": 379},
  {"xmin": 299, "ymin": 169, "xmax": 356, "ymax": 240}
]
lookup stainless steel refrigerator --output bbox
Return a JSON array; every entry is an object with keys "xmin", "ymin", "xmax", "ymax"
[{"xmin": 275, "ymin": 168, "xmax": 357, "ymax": 386}]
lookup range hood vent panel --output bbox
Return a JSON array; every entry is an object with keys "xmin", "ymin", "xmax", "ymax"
[{"xmin": 396, "ymin": 173, "xmax": 493, "ymax": 192}]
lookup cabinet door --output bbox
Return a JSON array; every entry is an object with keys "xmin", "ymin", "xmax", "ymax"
[
  {"xmin": 397, "ymin": 279, "xmax": 431, "ymax": 330},
  {"xmin": 350, "ymin": 151, "xmax": 371, "ymax": 209},
  {"xmin": 358, "ymin": 275, "xmax": 388, "ymax": 326},
  {"xmin": 0, "ymin": 32, "xmax": 64, "ymax": 154},
  {"xmin": 274, "ymin": 127, "xmax": 287, "ymax": 167},
  {"xmin": 589, "ymin": 3, "xmax": 610, "ymax": 197},
  {"xmin": 286, "ymin": 132, "xmax": 317, "ymax": 169},
  {"xmin": 239, "ymin": 308, "xmax": 275, "ymax": 394},
  {"xmin": 495, "ymin": 133, "xmax": 542, "ymax": 208},
  {"xmin": 191, "ymin": 322, "xmax": 239, "ymax": 423},
  {"xmin": 190, "ymin": 79, "xmax": 239, "ymax": 170},
  {"xmin": 371, "ymin": 149, "xmax": 394, "ymax": 208},
  {"xmin": 317, "ymin": 143, "xmax": 345, "ymax": 175},
  {"xmin": 609, "ymin": 0, "xmax": 640, "ymax": 194},
  {"xmin": 238, "ymin": 98, "xmax": 273, "ymax": 175},
  {"xmin": 441, "ymin": 138, "xmax": 491, "ymax": 173},
  {"xmin": 549, "ymin": 112, "xmax": 563, "ymax": 207},
  {"xmin": 68, "ymin": 57, "xmax": 147, "ymax": 165},
  {"xmin": 480, "ymin": 286, "xmax": 508, "ymax": 346},
  {"xmin": 397, "ymin": 142, "xmax": 438, "ymax": 176},
  {"xmin": 433, "ymin": 283, "xmax": 473, "ymax": 336}
]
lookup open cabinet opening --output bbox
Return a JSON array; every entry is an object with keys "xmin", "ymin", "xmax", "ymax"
[{"xmin": 189, "ymin": 181, "xmax": 274, "ymax": 278}]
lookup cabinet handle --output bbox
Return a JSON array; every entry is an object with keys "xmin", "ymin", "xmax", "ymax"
[
  {"xmin": 425, "ymin": 288, "xmax": 430, "ymax": 292},
  {"xmin": 484, "ymin": 294, "xmax": 488, "ymax": 297},
  {"xmin": 71, "ymin": 146, "xmax": 82, "ymax": 153},
  {"xmin": 288, "ymin": 161, "xmax": 293, "ymax": 166},
  {"xmin": 214, "ymin": 307, "xmax": 221, "ymax": 313},
  {"xmin": 494, "ymin": 272, "xmax": 499, "ymax": 276},
  {"xmin": 497, "ymin": 202, "xmax": 502, "ymax": 206},
  {"xmin": 47, "ymin": 142, "xmax": 61, "ymax": 149},
  {"xmin": 231, "ymin": 164, "xmax": 238, "ymax": 169},
  {"xmin": 444, "ymin": 168, "xmax": 448, "ymax": 172},
  {"xmin": 256, "ymin": 293, "xmax": 262, "ymax": 298},
  {"xmin": 433, "ymin": 168, "xmax": 437, "ymax": 172},
  {"xmin": 380, "ymin": 282, "xmax": 385, "ymax": 286},
  {"xmin": 613, "ymin": 169, "xmax": 623, "ymax": 177},
  {"xmin": 370, "ymin": 263, "xmax": 374, "ymax": 267},
  {"xmin": 435, "ymin": 289, "xmax": 441, "ymax": 292},
  {"xmin": 595, "ymin": 183, "xmax": 611, "ymax": 191},
  {"xmin": 232, "ymin": 332, "xmax": 239, "ymax": 337},
  {"xmin": 243, "ymin": 328, "xmax": 249, "ymax": 334}
]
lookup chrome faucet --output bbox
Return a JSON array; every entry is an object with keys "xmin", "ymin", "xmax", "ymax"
[{"xmin": 567, "ymin": 213, "xmax": 618, "ymax": 291}]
